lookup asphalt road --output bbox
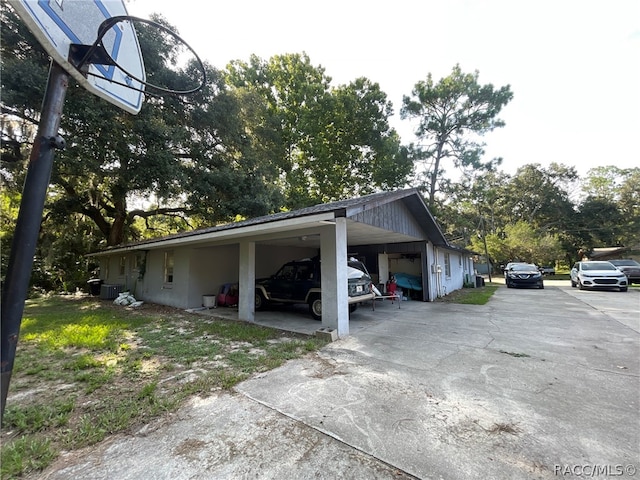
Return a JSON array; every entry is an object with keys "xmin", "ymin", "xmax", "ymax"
[{"xmin": 39, "ymin": 284, "xmax": 640, "ymax": 480}]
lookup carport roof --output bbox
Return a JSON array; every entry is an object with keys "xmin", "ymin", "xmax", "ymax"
[{"xmin": 89, "ymin": 188, "xmax": 450, "ymax": 255}]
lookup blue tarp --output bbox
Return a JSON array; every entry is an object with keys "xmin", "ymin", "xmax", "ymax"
[{"xmin": 393, "ymin": 272, "xmax": 422, "ymax": 291}]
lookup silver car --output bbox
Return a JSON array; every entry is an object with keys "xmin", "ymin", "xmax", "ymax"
[{"xmin": 570, "ymin": 261, "xmax": 628, "ymax": 292}]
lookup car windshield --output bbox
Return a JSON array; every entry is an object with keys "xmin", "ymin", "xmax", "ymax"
[
  {"xmin": 511, "ymin": 264, "xmax": 537, "ymax": 271},
  {"xmin": 609, "ymin": 260, "xmax": 640, "ymax": 267},
  {"xmin": 582, "ymin": 262, "xmax": 616, "ymax": 271}
]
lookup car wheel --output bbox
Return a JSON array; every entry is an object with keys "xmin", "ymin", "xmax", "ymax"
[
  {"xmin": 309, "ymin": 295, "xmax": 322, "ymax": 320},
  {"xmin": 349, "ymin": 303, "xmax": 358, "ymax": 314},
  {"xmin": 255, "ymin": 291, "xmax": 266, "ymax": 311},
  {"xmin": 620, "ymin": 287, "xmax": 628, "ymax": 292},
  {"xmin": 578, "ymin": 281, "xmax": 585, "ymax": 290},
  {"xmin": 539, "ymin": 282, "xmax": 544, "ymax": 289},
  {"xmin": 570, "ymin": 279, "xmax": 576, "ymax": 288}
]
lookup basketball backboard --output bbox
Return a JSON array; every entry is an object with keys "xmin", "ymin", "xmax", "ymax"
[{"xmin": 10, "ymin": 0, "xmax": 146, "ymax": 114}]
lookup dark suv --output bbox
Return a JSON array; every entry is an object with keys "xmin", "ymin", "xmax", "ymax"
[
  {"xmin": 255, "ymin": 257, "xmax": 375, "ymax": 320},
  {"xmin": 608, "ymin": 259, "xmax": 640, "ymax": 285}
]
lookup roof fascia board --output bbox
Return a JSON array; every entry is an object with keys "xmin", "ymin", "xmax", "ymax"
[
  {"xmin": 89, "ymin": 212, "xmax": 337, "ymax": 256},
  {"xmin": 343, "ymin": 190, "xmax": 414, "ymax": 218}
]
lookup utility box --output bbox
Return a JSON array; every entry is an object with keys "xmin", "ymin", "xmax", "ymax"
[{"xmin": 100, "ymin": 284, "xmax": 123, "ymax": 300}]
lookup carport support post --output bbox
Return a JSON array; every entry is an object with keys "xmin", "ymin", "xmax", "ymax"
[
  {"xmin": 238, "ymin": 241, "xmax": 255, "ymax": 322},
  {"xmin": 320, "ymin": 217, "xmax": 349, "ymax": 337},
  {"xmin": 420, "ymin": 242, "xmax": 429, "ymax": 301}
]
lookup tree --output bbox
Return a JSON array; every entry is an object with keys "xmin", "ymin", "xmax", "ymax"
[
  {"xmin": 581, "ymin": 165, "xmax": 627, "ymax": 200},
  {"xmin": 576, "ymin": 166, "xmax": 640, "ymax": 250},
  {"xmin": 500, "ymin": 163, "xmax": 578, "ymax": 231},
  {"xmin": 400, "ymin": 65, "xmax": 513, "ymax": 207},
  {"xmin": 576, "ymin": 197, "xmax": 625, "ymax": 247},
  {"xmin": 469, "ymin": 220, "xmax": 563, "ymax": 267},
  {"xmin": 1, "ymin": 8, "xmax": 283, "ymax": 247},
  {"xmin": 433, "ymin": 169, "xmax": 510, "ymax": 248},
  {"xmin": 226, "ymin": 53, "xmax": 412, "ymax": 208},
  {"xmin": 617, "ymin": 169, "xmax": 640, "ymax": 248}
]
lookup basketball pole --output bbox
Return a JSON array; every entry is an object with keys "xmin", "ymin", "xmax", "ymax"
[{"xmin": 1, "ymin": 61, "xmax": 70, "ymax": 422}]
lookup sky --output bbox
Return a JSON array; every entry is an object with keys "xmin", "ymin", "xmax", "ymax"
[{"xmin": 126, "ymin": 0, "xmax": 639, "ymax": 178}]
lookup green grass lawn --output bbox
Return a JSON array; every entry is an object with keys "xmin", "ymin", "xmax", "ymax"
[
  {"xmin": 436, "ymin": 283, "xmax": 499, "ymax": 304},
  {"xmin": 1, "ymin": 295, "xmax": 328, "ymax": 479},
  {"xmin": 546, "ymin": 273, "xmax": 570, "ymax": 280}
]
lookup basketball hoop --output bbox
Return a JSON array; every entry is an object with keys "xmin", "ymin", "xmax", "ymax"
[{"xmin": 70, "ymin": 15, "xmax": 207, "ymax": 97}]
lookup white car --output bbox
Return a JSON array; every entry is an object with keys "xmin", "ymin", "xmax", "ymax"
[{"xmin": 570, "ymin": 261, "xmax": 628, "ymax": 292}]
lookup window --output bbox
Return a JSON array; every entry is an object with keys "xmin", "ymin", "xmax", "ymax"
[
  {"xmin": 444, "ymin": 253, "xmax": 451, "ymax": 278},
  {"xmin": 119, "ymin": 256, "xmax": 126, "ymax": 276},
  {"xmin": 295, "ymin": 264, "xmax": 313, "ymax": 281},
  {"xmin": 275, "ymin": 264, "xmax": 295, "ymax": 280},
  {"xmin": 164, "ymin": 251, "xmax": 174, "ymax": 284}
]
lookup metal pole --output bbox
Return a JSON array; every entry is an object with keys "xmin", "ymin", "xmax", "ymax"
[
  {"xmin": 480, "ymin": 216, "xmax": 492, "ymax": 283},
  {"xmin": 1, "ymin": 62, "xmax": 69, "ymax": 422}
]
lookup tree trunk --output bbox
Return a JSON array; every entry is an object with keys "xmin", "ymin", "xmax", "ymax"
[
  {"xmin": 428, "ymin": 138, "xmax": 445, "ymax": 207},
  {"xmin": 107, "ymin": 198, "xmax": 127, "ymax": 246}
]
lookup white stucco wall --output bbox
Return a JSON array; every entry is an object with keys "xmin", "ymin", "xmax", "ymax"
[
  {"xmin": 139, "ymin": 248, "xmax": 190, "ymax": 308},
  {"xmin": 187, "ymin": 244, "xmax": 240, "ymax": 308},
  {"xmin": 431, "ymin": 248, "xmax": 472, "ymax": 297},
  {"xmin": 98, "ymin": 243, "xmax": 319, "ymax": 309}
]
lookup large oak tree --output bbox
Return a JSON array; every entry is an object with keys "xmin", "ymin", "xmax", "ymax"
[{"xmin": 1, "ymin": 7, "xmax": 283, "ymax": 248}]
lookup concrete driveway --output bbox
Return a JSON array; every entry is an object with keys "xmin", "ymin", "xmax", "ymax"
[{"xmin": 41, "ymin": 286, "xmax": 640, "ymax": 479}]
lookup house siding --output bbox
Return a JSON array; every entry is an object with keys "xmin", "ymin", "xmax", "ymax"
[
  {"xmin": 349, "ymin": 201, "xmax": 424, "ymax": 238},
  {"xmin": 432, "ymin": 247, "xmax": 474, "ymax": 297}
]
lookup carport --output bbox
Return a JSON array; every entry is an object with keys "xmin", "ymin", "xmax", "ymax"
[{"xmin": 90, "ymin": 189, "xmax": 449, "ymax": 338}]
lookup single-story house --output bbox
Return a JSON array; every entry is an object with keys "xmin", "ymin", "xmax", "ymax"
[{"xmin": 89, "ymin": 189, "xmax": 475, "ymax": 337}]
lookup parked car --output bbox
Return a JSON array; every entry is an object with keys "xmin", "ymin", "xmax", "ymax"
[
  {"xmin": 538, "ymin": 266, "xmax": 556, "ymax": 275},
  {"xmin": 503, "ymin": 262, "xmax": 528, "ymax": 278},
  {"xmin": 505, "ymin": 263, "xmax": 544, "ymax": 289},
  {"xmin": 608, "ymin": 259, "xmax": 640, "ymax": 285},
  {"xmin": 255, "ymin": 257, "xmax": 376, "ymax": 320},
  {"xmin": 570, "ymin": 261, "xmax": 628, "ymax": 292}
]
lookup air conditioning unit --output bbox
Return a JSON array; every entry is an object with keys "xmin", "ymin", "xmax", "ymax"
[{"xmin": 100, "ymin": 284, "xmax": 123, "ymax": 300}]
